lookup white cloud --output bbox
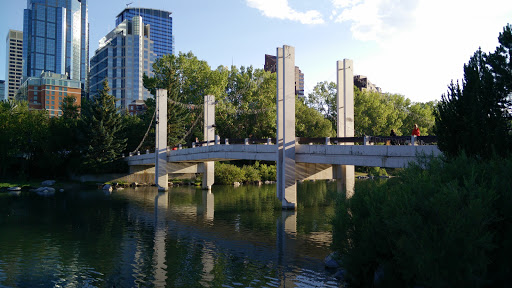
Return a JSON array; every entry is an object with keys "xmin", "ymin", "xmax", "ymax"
[
  {"xmin": 331, "ymin": 0, "xmax": 418, "ymax": 42},
  {"xmin": 246, "ymin": 0, "xmax": 325, "ymax": 25}
]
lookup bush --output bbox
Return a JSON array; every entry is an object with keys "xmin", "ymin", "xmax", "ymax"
[
  {"xmin": 242, "ymin": 165, "xmax": 260, "ymax": 183},
  {"xmin": 367, "ymin": 167, "xmax": 387, "ymax": 177},
  {"xmin": 255, "ymin": 162, "xmax": 276, "ymax": 181},
  {"xmin": 214, "ymin": 163, "xmax": 244, "ymax": 185},
  {"xmin": 332, "ymin": 154, "xmax": 512, "ymax": 287}
]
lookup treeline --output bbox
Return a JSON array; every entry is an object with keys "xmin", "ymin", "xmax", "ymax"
[
  {"xmin": 332, "ymin": 24, "xmax": 512, "ymax": 287},
  {"xmin": 1, "ymin": 50, "xmax": 437, "ymax": 180}
]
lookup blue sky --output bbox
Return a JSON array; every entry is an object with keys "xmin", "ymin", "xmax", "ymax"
[{"xmin": 1, "ymin": 0, "xmax": 512, "ymax": 103}]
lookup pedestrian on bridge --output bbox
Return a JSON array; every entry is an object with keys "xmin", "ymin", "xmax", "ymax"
[
  {"xmin": 411, "ymin": 124, "xmax": 420, "ymax": 137},
  {"xmin": 390, "ymin": 129, "xmax": 397, "ymax": 145}
]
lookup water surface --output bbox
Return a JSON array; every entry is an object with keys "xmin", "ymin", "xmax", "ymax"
[{"xmin": 0, "ymin": 181, "xmax": 342, "ymax": 287}]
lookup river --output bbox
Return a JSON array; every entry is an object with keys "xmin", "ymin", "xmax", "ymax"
[{"xmin": 0, "ymin": 181, "xmax": 344, "ymax": 287}]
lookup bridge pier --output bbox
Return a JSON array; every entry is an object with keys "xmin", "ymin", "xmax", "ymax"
[
  {"xmin": 276, "ymin": 45, "xmax": 297, "ymax": 209},
  {"xmin": 202, "ymin": 94, "xmax": 215, "ymax": 190},
  {"xmin": 335, "ymin": 59, "xmax": 355, "ymax": 198},
  {"xmin": 155, "ymin": 89, "xmax": 168, "ymax": 191}
]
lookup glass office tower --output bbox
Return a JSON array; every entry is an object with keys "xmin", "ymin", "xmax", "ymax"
[
  {"xmin": 23, "ymin": 0, "xmax": 89, "ymax": 94},
  {"xmin": 89, "ymin": 15, "xmax": 156, "ymax": 110},
  {"xmin": 116, "ymin": 8, "xmax": 173, "ymax": 57}
]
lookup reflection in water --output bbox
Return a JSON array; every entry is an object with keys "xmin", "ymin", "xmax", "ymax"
[{"xmin": 0, "ymin": 181, "xmax": 342, "ymax": 287}]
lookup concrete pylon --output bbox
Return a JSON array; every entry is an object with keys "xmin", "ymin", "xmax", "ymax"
[
  {"xmin": 155, "ymin": 89, "xmax": 168, "ymax": 191},
  {"xmin": 202, "ymin": 94, "xmax": 215, "ymax": 190},
  {"xmin": 335, "ymin": 60, "xmax": 355, "ymax": 198},
  {"xmin": 276, "ymin": 45, "xmax": 296, "ymax": 209}
]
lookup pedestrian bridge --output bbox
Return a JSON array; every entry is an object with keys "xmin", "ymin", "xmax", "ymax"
[
  {"xmin": 125, "ymin": 45, "xmax": 442, "ymax": 209},
  {"xmin": 126, "ymin": 136, "xmax": 440, "ymax": 169}
]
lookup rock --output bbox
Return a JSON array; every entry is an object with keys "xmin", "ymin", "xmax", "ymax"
[
  {"xmin": 233, "ymin": 182, "xmax": 241, "ymax": 187},
  {"xmin": 7, "ymin": 187, "xmax": 21, "ymax": 191},
  {"xmin": 264, "ymin": 180, "xmax": 271, "ymax": 185},
  {"xmin": 131, "ymin": 182, "xmax": 138, "ymax": 187},
  {"xmin": 116, "ymin": 187, "xmax": 124, "ymax": 191},
  {"xmin": 324, "ymin": 252, "xmax": 341, "ymax": 269},
  {"xmin": 41, "ymin": 180, "xmax": 56, "ymax": 186},
  {"xmin": 334, "ymin": 269, "xmax": 346, "ymax": 280},
  {"xmin": 59, "ymin": 189, "xmax": 64, "ymax": 192},
  {"xmin": 35, "ymin": 186, "xmax": 55, "ymax": 196},
  {"xmin": 102, "ymin": 184, "xmax": 113, "ymax": 192}
]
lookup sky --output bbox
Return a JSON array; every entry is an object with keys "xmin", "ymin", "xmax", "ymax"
[{"xmin": 1, "ymin": 0, "xmax": 511, "ymax": 103}]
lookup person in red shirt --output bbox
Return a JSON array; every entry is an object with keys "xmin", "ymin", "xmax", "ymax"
[{"xmin": 411, "ymin": 124, "xmax": 420, "ymax": 137}]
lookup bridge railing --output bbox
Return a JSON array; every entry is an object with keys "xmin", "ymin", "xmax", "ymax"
[
  {"xmin": 297, "ymin": 136, "xmax": 437, "ymax": 146},
  {"xmin": 124, "ymin": 135, "xmax": 438, "ymax": 157}
]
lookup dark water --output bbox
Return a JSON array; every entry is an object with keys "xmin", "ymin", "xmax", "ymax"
[{"xmin": 0, "ymin": 181, "xmax": 343, "ymax": 287}]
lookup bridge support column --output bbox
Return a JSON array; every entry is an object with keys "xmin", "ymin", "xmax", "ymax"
[
  {"xmin": 155, "ymin": 89, "xmax": 168, "ymax": 191},
  {"xmin": 202, "ymin": 94, "xmax": 215, "ymax": 190},
  {"xmin": 336, "ymin": 60, "xmax": 355, "ymax": 198},
  {"xmin": 276, "ymin": 45, "xmax": 297, "ymax": 209}
]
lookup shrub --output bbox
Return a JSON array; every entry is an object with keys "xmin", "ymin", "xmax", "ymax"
[
  {"xmin": 367, "ymin": 166, "xmax": 387, "ymax": 177},
  {"xmin": 242, "ymin": 165, "xmax": 260, "ymax": 183},
  {"xmin": 256, "ymin": 162, "xmax": 276, "ymax": 181},
  {"xmin": 332, "ymin": 154, "xmax": 512, "ymax": 287},
  {"xmin": 214, "ymin": 163, "xmax": 244, "ymax": 185}
]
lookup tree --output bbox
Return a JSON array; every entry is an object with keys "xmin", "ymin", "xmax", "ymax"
[
  {"xmin": 304, "ymin": 81, "xmax": 337, "ymax": 131},
  {"xmin": 296, "ymin": 98, "xmax": 335, "ymax": 137},
  {"xmin": 216, "ymin": 66, "xmax": 276, "ymax": 139},
  {"xmin": 143, "ymin": 52, "xmax": 228, "ymax": 146},
  {"xmin": 60, "ymin": 95, "xmax": 80, "ymax": 119},
  {"xmin": 81, "ymin": 80, "xmax": 126, "ymax": 172},
  {"xmin": 435, "ymin": 24, "xmax": 512, "ymax": 158}
]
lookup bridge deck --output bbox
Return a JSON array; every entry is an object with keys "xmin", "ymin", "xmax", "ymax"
[{"xmin": 126, "ymin": 143, "xmax": 441, "ymax": 169}]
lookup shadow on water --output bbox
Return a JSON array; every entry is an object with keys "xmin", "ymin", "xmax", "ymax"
[{"xmin": 0, "ymin": 181, "xmax": 343, "ymax": 287}]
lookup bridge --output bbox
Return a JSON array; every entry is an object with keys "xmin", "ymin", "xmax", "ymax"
[{"xmin": 125, "ymin": 45, "xmax": 442, "ymax": 209}]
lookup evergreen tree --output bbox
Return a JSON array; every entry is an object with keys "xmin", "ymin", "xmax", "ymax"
[
  {"xmin": 435, "ymin": 24, "xmax": 512, "ymax": 158},
  {"xmin": 81, "ymin": 80, "xmax": 126, "ymax": 172},
  {"xmin": 60, "ymin": 95, "xmax": 80, "ymax": 119}
]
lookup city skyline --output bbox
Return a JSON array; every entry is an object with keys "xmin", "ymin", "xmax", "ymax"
[{"xmin": 1, "ymin": 0, "xmax": 512, "ymax": 103}]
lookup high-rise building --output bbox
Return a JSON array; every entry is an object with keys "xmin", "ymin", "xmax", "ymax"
[
  {"xmin": 264, "ymin": 54, "xmax": 305, "ymax": 98},
  {"xmin": 354, "ymin": 75, "xmax": 381, "ymax": 93},
  {"xmin": 89, "ymin": 15, "xmax": 156, "ymax": 110},
  {"xmin": 0, "ymin": 80, "xmax": 5, "ymax": 101},
  {"xmin": 116, "ymin": 8, "xmax": 173, "ymax": 57},
  {"xmin": 23, "ymin": 0, "xmax": 89, "ymax": 96},
  {"xmin": 15, "ymin": 71, "xmax": 81, "ymax": 117},
  {"xmin": 5, "ymin": 30, "xmax": 23, "ymax": 101}
]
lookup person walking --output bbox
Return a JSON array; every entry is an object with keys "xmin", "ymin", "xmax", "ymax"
[
  {"xmin": 411, "ymin": 124, "xmax": 420, "ymax": 137},
  {"xmin": 390, "ymin": 129, "xmax": 397, "ymax": 145}
]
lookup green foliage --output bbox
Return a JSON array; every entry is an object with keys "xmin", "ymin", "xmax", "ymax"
[
  {"xmin": 367, "ymin": 167, "xmax": 387, "ymax": 177},
  {"xmin": 214, "ymin": 163, "xmax": 245, "ymax": 185},
  {"xmin": 332, "ymin": 154, "xmax": 512, "ymax": 287},
  {"xmin": 216, "ymin": 66, "xmax": 277, "ymax": 139},
  {"xmin": 254, "ymin": 161, "xmax": 276, "ymax": 182},
  {"xmin": 241, "ymin": 165, "xmax": 261, "ymax": 183},
  {"xmin": 435, "ymin": 24, "xmax": 512, "ymax": 158},
  {"xmin": 143, "ymin": 52, "xmax": 229, "ymax": 147},
  {"xmin": 296, "ymin": 97, "xmax": 335, "ymax": 137},
  {"xmin": 81, "ymin": 80, "xmax": 127, "ymax": 173},
  {"xmin": 304, "ymin": 81, "xmax": 337, "ymax": 131},
  {"xmin": 60, "ymin": 95, "xmax": 80, "ymax": 120}
]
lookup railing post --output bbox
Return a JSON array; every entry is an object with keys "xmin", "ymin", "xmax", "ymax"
[
  {"xmin": 267, "ymin": 138, "xmax": 271, "ymax": 145},
  {"xmin": 122, "ymin": 153, "xmax": 125, "ymax": 158},
  {"xmin": 146, "ymin": 149, "xmax": 149, "ymax": 154},
  {"xmin": 411, "ymin": 135, "xmax": 416, "ymax": 146},
  {"xmin": 325, "ymin": 137, "xmax": 330, "ymax": 145},
  {"xmin": 215, "ymin": 135, "xmax": 220, "ymax": 145},
  {"xmin": 129, "ymin": 152, "xmax": 133, "ymax": 157},
  {"xmin": 225, "ymin": 138, "xmax": 229, "ymax": 145},
  {"xmin": 363, "ymin": 136, "xmax": 369, "ymax": 145},
  {"xmin": 137, "ymin": 151, "xmax": 140, "ymax": 155},
  {"xmin": 192, "ymin": 142, "xmax": 196, "ymax": 148},
  {"xmin": 178, "ymin": 144, "xmax": 182, "ymax": 150},
  {"xmin": 244, "ymin": 138, "xmax": 249, "ymax": 145}
]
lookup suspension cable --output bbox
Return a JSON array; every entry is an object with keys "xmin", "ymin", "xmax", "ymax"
[{"xmin": 131, "ymin": 109, "xmax": 156, "ymax": 154}]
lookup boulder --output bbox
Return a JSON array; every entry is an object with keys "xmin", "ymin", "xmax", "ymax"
[
  {"xmin": 324, "ymin": 252, "xmax": 341, "ymax": 269},
  {"xmin": 102, "ymin": 184, "xmax": 113, "ymax": 192},
  {"xmin": 35, "ymin": 186, "xmax": 55, "ymax": 196},
  {"xmin": 41, "ymin": 180, "xmax": 56, "ymax": 186},
  {"xmin": 7, "ymin": 187, "xmax": 21, "ymax": 191},
  {"xmin": 233, "ymin": 182, "xmax": 241, "ymax": 187}
]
